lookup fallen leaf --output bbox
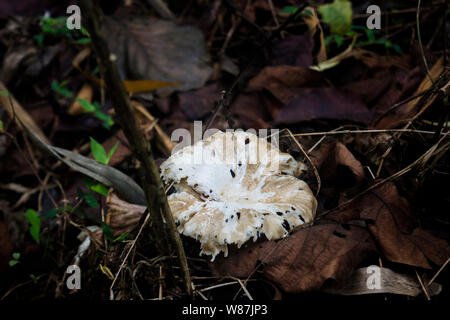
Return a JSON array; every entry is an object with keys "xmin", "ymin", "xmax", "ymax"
[
  {"xmin": 104, "ymin": 16, "xmax": 213, "ymax": 95},
  {"xmin": 358, "ymin": 182, "xmax": 450, "ymax": 269},
  {"xmin": 310, "ymin": 140, "xmax": 366, "ymax": 189},
  {"xmin": 178, "ymin": 83, "xmax": 221, "ymax": 120},
  {"xmin": 271, "ymin": 35, "xmax": 314, "ymax": 67},
  {"xmin": 302, "ymin": 7, "xmax": 327, "ymax": 64},
  {"xmin": 323, "ymin": 265, "xmax": 442, "ymax": 296},
  {"xmin": 212, "ymin": 220, "xmax": 375, "ymax": 293},
  {"xmin": 275, "ymin": 87, "xmax": 371, "ymax": 124},
  {"xmin": 247, "ymin": 65, "xmax": 323, "ymax": 104}
]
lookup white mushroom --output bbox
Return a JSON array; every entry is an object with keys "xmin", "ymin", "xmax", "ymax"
[{"xmin": 160, "ymin": 130, "xmax": 317, "ymax": 261}]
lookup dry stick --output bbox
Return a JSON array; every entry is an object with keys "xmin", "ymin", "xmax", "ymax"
[
  {"xmin": 415, "ymin": 270, "xmax": 431, "ymax": 300},
  {"xmin": 428, "ymin": 257, "xmax": 450, "ymax": 286},
  {"xmin": 416, "ymin": 0, "xmax": 434, "ymax": 83},
  {"xmin": 79, "ymin": 0, "xmax": 192, "ymax": 295},
  {"xmin": 285, "ymin": 128, "xmax": 321, "ymax": 197}
]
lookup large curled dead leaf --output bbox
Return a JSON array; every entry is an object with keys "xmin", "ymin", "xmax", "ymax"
[
  {"xmin": 104, "ymin": 16, "xmax": 213, "ymax": 95},
  {"xmin": 212, "ymin": 220, "xmax": 375, "ymax": 293},
  {"xmin": 357, "ymin": 182, "xmax": 450, "ymax": 269}
]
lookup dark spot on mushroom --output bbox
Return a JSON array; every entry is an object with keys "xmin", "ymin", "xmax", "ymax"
[
  {"xmin": 175, "ymin": 220, "xmax": 180, "ymax": 227},
  {"xmin": 238, "ymin": 162, "xmax": 242, "ymax": 167},
  {"xmin": 230, "ymin": 169, "xmax": 235, "ymax": 177},
  {"xmin": 263, "ymin": 213, "xmax": 269, "ymax": 216},
  {"xmin": 276, "ymin": 212, "xmax": 283, "ymax": 216},
  {"xmin": 231, "ymin": 215, "xmax": 234, "ymax": 219},
  {"xmin": 291, "ymin": 207, "xmax": 296, "ymax": 211},
  {"xmin": 285, "ymin": 210, "xmax": 289, "ymax": 214},
  {"xmin": 178, "ymin": 168, "xmax": 182, "ymax": 171},
  {"xmin": 194, "ymin": 184, "xmax": 198, "ymax": 188},
  {"xmin": 224, "ymin": 238, "xmax": 227, "ymax": 244},
  {"xmin": 333, "ymin": 231, "xmax": 346, "ymax": 238},
  {"xmin": 209, "ymin": 189, "xmax": 212, "ymax": 193},
  {"xmin": 245, "ymin": 138, "xmax": 250, "ymax": 144},
  {"xmin": 215, "ymin": 235, "xmax": 217, "ymax": 238},
  {"xmin": 298, "ymin": 188, "xmax": 303, "ymax": 190},
  {"xmin": 298, "ymin": 214, "xmax": 305, "ymax": 223},
  {"xmin": 236, "ymin": 212, "xmax": 241, "ymax": 219},
  {"xmin": 282, "ymin": 220, "xmax": 291, "ymax": 231},
  {"xmin": 225, "ymin": 219, "xmax": 228, "ymax": 223}
]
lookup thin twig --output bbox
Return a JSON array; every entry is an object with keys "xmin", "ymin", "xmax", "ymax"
[
  {"xmin": 428, "ymin": 257, "xmax": 450, "ymax": 286},
  {"xmin": 415, "ymin": 270, "xmax": 430, "ymax": 300},
  {"xmin": 416, "ymin": 0, "xmax": 434, "ymax": 83},
  {"xmin": 285, "ymin": 128, "xmax": 321, "ymax": 197}
]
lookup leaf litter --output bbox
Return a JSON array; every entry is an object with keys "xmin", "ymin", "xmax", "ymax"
[{"xmin": 0, "ymin": 0, "xmax": 448, "ymax": 301}]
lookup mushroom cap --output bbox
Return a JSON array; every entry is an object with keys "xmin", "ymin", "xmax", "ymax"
[{"xmin": 161, "ymin": 130, "xmax": 317, "ymax": 260}]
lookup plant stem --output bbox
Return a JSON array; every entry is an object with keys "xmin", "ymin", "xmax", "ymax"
[{"xmin": 79, "ymin": 0, "xmax": 192, "ymax": 295}]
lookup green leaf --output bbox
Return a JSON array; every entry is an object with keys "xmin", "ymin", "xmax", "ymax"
[
  {"xmin": 76, "ymin": 38, "xmax": 91, "ymax": 44},
  {"xmin": 76, "ymin": 98, "xmax": 96, "ymax": 112},
  {"xmin": 335, "ymin": 35, "xmax": 344, "ymax": 47},
  {"xmin": 12, "ymin": 252, "xmax": 20, "ymax": 260},
  {"xmin": 90, "ymin": 137, "xmax": 107, "ymax": 165},
  {"xmin": 77, "ymin": 188, "xmax": 99, "ymax": 208},
  {"xmin": 9, "ymin": 260, "xmax": 19, "ymax": 267},
  {"xmin": 84, "ymin": 193, "xmax": 99, "ymax": 208},
  {"xmin": 90, "ymin": 184, "xmax": 110, "ymax": 196},
  {"xmin": 0, "ymin": 120, "xmax": 3, "ymax": 131},
  {"xmin": 101, "ymin": 222, "xmax": 114, "ymax": 242},
  {"xmin": 93, "ymin": 107, "xmax": 114, "ymax": 129},
  {"xmin": 106, "ymin": 142, "xmax": 119, "ymax": 165},
  {"xmin": 42, "ymin": 208, "xmax": 58, "ymax": 218},
  {"xmin": 25, "ymin": 209, "xmax": 41, "ymax": 244},
  {"xmin": 318, "ymin": 0, "xmax": 353, "ymax": 35},
  {"xmin": 0, "ymin": 90, "xmax": 8, "ymax": 97},
  {"xmin": 51, "ymin": 80, "xmax": 73, "ymax": 98},
  {"xmin": 113, "ymin": 232, "xmax": 129, "ymax": 243},
  {"xmin": 279, "ymin": 6, "xmax": 298, "ymax": 14}
]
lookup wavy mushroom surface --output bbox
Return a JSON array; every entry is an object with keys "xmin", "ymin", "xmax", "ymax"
[{"xmin": 160, "ymin": 131, "xmax": 317, "ymax": 260}]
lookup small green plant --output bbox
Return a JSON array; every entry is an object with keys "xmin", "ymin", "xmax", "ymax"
[
  {"xmin": 9, "ymin": 253, "xmax": 21, "ymax": 267},
  {"xmin": 101, "ymin": 222, "xmax": 129, "ymax": 243},
  {"xmin": 90, "ymin": 137, "xmax": 119, "ymax": 166},
  {"xmin": 0, "ymin": 120, "xmax": 3, "ymax": 132},
  {"xmin": 86, "ymin": 137, "xmax": 119, "ymax": 195},
  {"xmin": 34, "ymin": 16, "xmax": 90, "ymax": 46},
  {"xmin": 25, "ymin": 209, "xmax": 41, "ymax": 244},
  {"xmin": 51, "ymin": 80, "xmax": 114, "ymax": 129},
  {"xmin": 0, "ymin": 90, "xmax": 8, "ymax": 97},
  {"xmin": 77, "ymin": 188, "xmax": 99, "ymax": 209}
]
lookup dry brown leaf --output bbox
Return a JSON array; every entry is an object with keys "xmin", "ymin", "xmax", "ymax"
[
  {"xmin": 359, "ymin": 182, "xmax": 450, "ymax": 269},
  {"xmin": 104, "ymin": 16, "xmax": 213, "ymax": 95},
  {"xmin": 247, "ymin": 65, "xmax": 323, "ymax": 103},
  {"xmin": 275, "ymin": 87, "xmax": 371, "ymax": 124},
  {"xmin": 212, "ymin": 221, "xmax": 375, "ymax": 293},
  {"xmin": 302, "ymin": 7, "xmax": 327, "ymax": 64}
]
